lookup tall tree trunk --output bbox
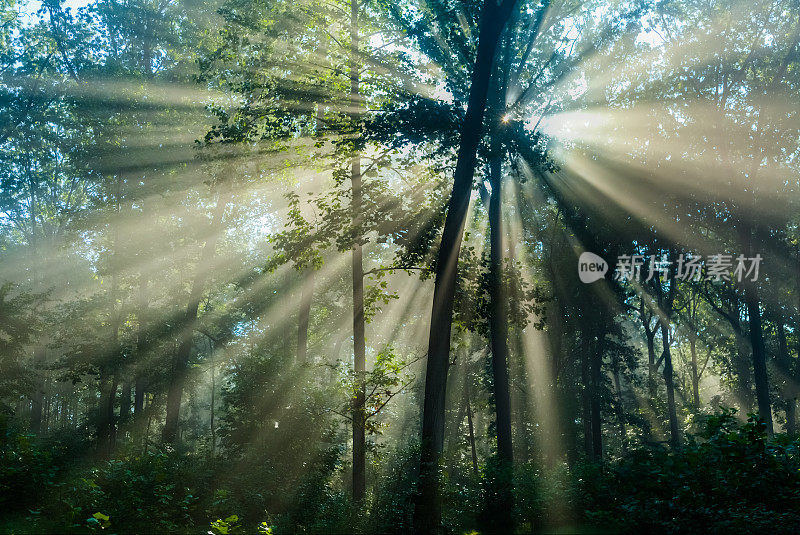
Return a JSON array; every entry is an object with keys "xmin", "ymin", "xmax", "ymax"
[
  {"xmin": 30, "ymin": 348, "xmax": 45, "ymax": 434},
  {"xmin": 97, "ymin": 375, "xmax": 110, "ymax": 443},
  {"xmin": 734, "ymin": 332, "xmax": 754, "ymax": 411},
  {"xmin": 640, "ymin": 304, "xmax": 658, "ymax": 401},
  {"xmin": 447, "ymin": 368, "xmax": 468, "ymax": 458},
  {"xmin": 349, "ymin": 0, "xmax": 366, "ymax": 503},
  {"xmin": 646, "ymin": 332, "xmax": 657, "ymax": 399},
  {"xmin": 99, "ymin": 187, "xmax": 123, "ymax": 453},
  {"xmin": 107, "ymin": 374, "xmax": 119, "ymax": 446},
  {"xmin": 689, "ymin": 335, "xmax": 700, "ymax": 407},
  {"xmin": 776, "ymin": 314, "xmax": 796, "ymax": 434},
  {"xmin": 487, "ymin": 156, "xmax": 514, "ymax": 529},
  {"xmin": 590, "ymin": 336, "xmax": 603, "ymax": 460},
  {"xmin": 297, "ymin": 270, "xmax": 314, "ymax": 363},
  {"xmin": 581, "ymin": 338, "xmax": 592, "ymax": 458},
  {"xmin": 745, "ymin": 282, "xmax": 773, "ymax": 434},
  {"xmin": 488, "ymin": 156, "xmax": 513, "ymax": 463},
  {"xmin": 661, "ymin": 324, "xmax": 680, "ymax": 448},
  {"xmin": 415, "ymin": 2, "xmax": 515, "ymax": 531},
  {"xmin": 27, "ymin": 161, "xmax": 45, "ymax": 434},
  {"xmin": 796, "ymin": 241, "xmax": 800, "ymax": 435},
  {"xmin": 42, "ymin": 384, "xmax": 50, "ymax": 433},
  {"xmin": 208, "ymin": 337, "xmax": 217, "ymax": 458},
  {"xmin": 465, "ymin": 383, "xmax": 479, "ymax": 478},
  {"xmin": 739, "ymin": 207, "xmax": 773, "ymax": 433},
  {"xmin": 60, "ymin": 395, "xmax": 68, "ymax": 428},
  {"xmin": 351, "ymin": 165, "xmax": 366, "ymax": 502},
  {"xmin": 97, "ymin": 372, "xmax": 118, "ymax": 454},
  {"xmin": 660, "ymin": 259, "xmax": 680, "ymax": 448},
  {"xmin": 134, "ymin": 276, "xmax": 148, "ymax": 417},
  {"xmin": 119, "ymin": 380, "xmax": 132, "ymax": 425},
  {"xmin": 134, "ymin": 375, "xmax": 146, "ymax": 416},
  {"xmin": 162, "ymin": 185, "xmax": 231, "ymax": 444},
  {"xmin": 612, "ymin": 361, "xmax": 627, "ymax": 452}
]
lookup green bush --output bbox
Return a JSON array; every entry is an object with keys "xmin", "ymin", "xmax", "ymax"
[{"xmin": 578, "ymin": 409, "xmax": 800, "ymax": 534}]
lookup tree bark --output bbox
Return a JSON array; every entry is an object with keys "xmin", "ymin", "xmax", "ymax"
[
  {"xmin": 776, "ymin": 314, "xmax": 796, "ymax": 434},
  {"xmin": 134, "ymin": 375, "xmax": 146, "ymax": 416},
  {"xmin": 488, "ymin": 156, "xmax": 513, "ymax": 465},
  {"xmin": 30, "ymin": 348, "xmax": 45, "ymax": 434},
  {"xmin": 660, "ymin": 257, "xmax": 680, "ymax": 448},
  {"xmin": 349, "ymin": 0, "xmax": 366, "ymax": 503},
  {"xmin": 97, "ymin": 373, "xmax": 118, "ymax": 454},
  {"xmin": 134, "ymin": 276, "xmax": 148, "ymax": 417},
  {"xmin": 661, "ymin": 324, "xmax": 680, "ymax": 448},
  {"xmin": 209, "ymin": 337, "xmax": 216, "ymax": 458},
  {"xmin": 745, "ymin": 281, "xmax": 773, "ymax": 434},
  {"xmin": 581, "ymin": 337, "xmax": 592, "ymax": 458},
  {"xmin": 119, "ymin": 380, "xmax": 132, "ymax": 425},
  {"xmin": 487, "ymin": 156, "xmax": 514, "ymax": 529},
  {"xmin": 689, "ymin": 335, "xmax": 700, "ymax": 407},
  {"xmin": 465, "ymin": 385, "xmax": 479, "ymax": 478},
  {"xmin": 590, "ymin": 336, "xmax": 603, "ymax": 460},
  {"xmin": 612, "ymin": 361, "xmax": 627, "ymax": 452},
  {"xmin": 415, "ymin": 2, "xmax": 516, "ymax": 531},
  {"xmin": 640, "ymin": 302, "xmax": 658, "ymax": 400}
]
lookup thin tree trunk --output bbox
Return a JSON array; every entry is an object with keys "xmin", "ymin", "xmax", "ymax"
[
  {"xmin": 97, "ymin": 372, "xmax": 117, "ymax": 454},
  {"xmin": 99, "ymin": 180, "xmax": 124, "ymax": 453},
  {"xmin": 745, "ymin": 282, "xmax": 773, "ymax": 435},
  {"xmin": 739, "ymin": 209, "xmax": 773, "ymax": 433},
  {"xmin": 42, "ymin": 384, "xmax": 50, "ymax": 433},
  {"xmin": 776, "ymin": 314, "xmax": 796, "ymax": 434},
  {"xmin": 734, "ymin": 332, "xmax": 754, "ymax": 411},
  {"xmin": 415, "ymin": 2, "xmax": 515, "ymax": 531},
  {"xmin": 60, "ymin": 395, "xmax": 68, "ymax": 428},
  {"xmin": 119, "ymin": 380, "xmax": 132, "ymax": 425},
  {"xmin": 486, "ymin": 162, "xmax": 515, "ymax": 533},
  {"xmin": 581, "ymin": 338, "xmax": 592, "ymax": 458},
  {"xmin": 792, "ymin": 244, "xmax": 800, "ymax": 437},
  {"xmin": 661, "ymin": 325, "xmax": 679, "ymax": 448},
  {"xmin": 134, "ymin": 276, "xmax": 148, "ymax": 417},
  {"xmin": 107, "ymin": 374, "xmax": 119, "ymax": 446},
  {"xmin": 349, "ymin": 0, "xmax": 366, "ymax": 503},
  {"xmin": 30, "ymin": 347, "xmax": 45, "ymax": 433},
  {"xmin": 590, "ymin": 337, "xmax": 603, "ymax": 460},
  {"xmin": 690, "ymin": 335, "xmax": 700, "ymax": 407},
  {"xmin": 447, "ymin": 373, "xmax": 468, "ymax": 457},
  {"xmin": 466, "ymin": 388, "xmax": 479, "ymax": 478},
  {"xmin": 143, "ymin": 398, "xmax": 153, "ymax": 456},
  {"xmin": 612, "ymin": 361, "xmax": 627, "ymax": 452},
  {"xmin": 134, "ymin": 376, "xmax": 146, "ymax": 416},
  {"xmin": 660, "ymin": 257, "xmax": 680, "ymax": 448},
  {"xmin": 640, "ymin": 299, "xmax": 658, "ymax": 401},
  {"xmin": 209, "ymin": 337, "xmax": 216, "ymax": 458},
  {"xmin": 488, "ymin": 155, "xmax": 513, "ymax": 466},
  {"xmin": 28, "ymin": 169, "xmax": 45, "ymax": 434},
  {"xmin": 646, "ymin": 332, "xmax": 657, "ymax": 398}
]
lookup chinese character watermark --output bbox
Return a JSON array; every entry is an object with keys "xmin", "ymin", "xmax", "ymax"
[{"xmin": 578, "ymin": 252, "xmax": 763, "ymax": 283}]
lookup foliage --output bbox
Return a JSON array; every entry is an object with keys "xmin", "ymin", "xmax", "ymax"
[{"xmin": 579, "ymin": 410, "xmax": 800, "ymax": 533}]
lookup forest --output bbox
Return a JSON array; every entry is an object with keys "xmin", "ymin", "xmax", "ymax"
[{"xmin": 1, "ymin": 0, "xmax": 800, "ymax": 532}]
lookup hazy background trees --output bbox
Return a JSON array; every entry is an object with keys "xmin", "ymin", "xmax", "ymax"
[{"xmin": 1, "ymin": 0, "xmax": 800, "ymax": 533}]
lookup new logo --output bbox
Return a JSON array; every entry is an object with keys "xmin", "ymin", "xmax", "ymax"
[{"xmin": 578, "ymin": 252, "xmax": 608, "ymax": 283}]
